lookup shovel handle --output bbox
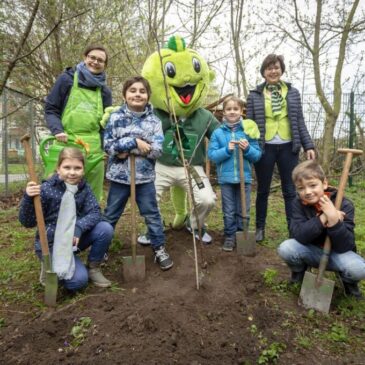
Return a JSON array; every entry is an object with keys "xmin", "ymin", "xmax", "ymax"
[
  {"xmin": 21, "ymin": 134, "xmax": 50, "ymax": 257},
  {"xmin": 130, "ymin": 154, "xmax": 137, "ymax": 261},
  {"xmin": 238, "ymin": 149, "xmax": 247, "ymax": 219}
]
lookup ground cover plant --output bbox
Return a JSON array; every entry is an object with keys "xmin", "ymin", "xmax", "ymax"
[{"xmin": 0, "ymin": 182, "xmax": 365, "ymax": 364}]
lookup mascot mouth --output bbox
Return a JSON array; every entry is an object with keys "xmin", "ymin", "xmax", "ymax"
[{"xmin": 173, "ymin": 84, "xmax": 196, "ymax": 105}]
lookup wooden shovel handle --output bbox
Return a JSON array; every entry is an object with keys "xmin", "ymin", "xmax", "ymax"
[
  {"xmin": 21, "ymin": 134, "xmax": 50, "ymax": 257},
  {"xmin": 130, "ymin": 154, "xmax": 137, "ymax": 261},
  {"xmin": 318, "ymin": 148, "xmax": 363, "ymax": 282},
  {"xmin": 238, "ymin": 149, "xmax": 247, "ymax": 218}
]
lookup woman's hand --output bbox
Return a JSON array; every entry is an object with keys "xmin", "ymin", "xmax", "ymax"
[
  {"xmin": 73, "ymin": 237, "xmax": 80, "ymax": 251},
  {"xmin": 306, "ymin": 149, "xmax": 315, "ymax": 160},
  {"xmin": 55, "ymin": 133, "xmax": 68, "ymax": 143},
  {"xmin": 26, "ymin": 181, "xmax": 41, "ymax": 197},
  {"xmin": 136, "ymin": 138, "xmax": 151, "ymax": 155}
]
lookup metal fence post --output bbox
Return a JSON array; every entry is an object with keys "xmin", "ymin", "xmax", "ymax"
[{"xmin": 349, "ymin": 91, "xmax": 355, "ymax": 187}]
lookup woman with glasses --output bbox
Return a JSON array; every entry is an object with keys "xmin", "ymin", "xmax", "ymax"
[
  {"xmin": 45, "ymin": 45, "xmax": 112, "ymax": 201},
  {"xmin": 246, "ymin": 54, "xmax": 315, "ymax": 243}
]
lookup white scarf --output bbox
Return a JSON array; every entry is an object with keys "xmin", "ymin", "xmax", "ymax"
[{"xmin": 52, "ymin": 183, "xmax": 78, "ymax": 280}]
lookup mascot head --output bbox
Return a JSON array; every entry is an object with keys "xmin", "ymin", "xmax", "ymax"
[{"xmin": 142, "ymin": 36, "xmax": 215, "ymax": 117}]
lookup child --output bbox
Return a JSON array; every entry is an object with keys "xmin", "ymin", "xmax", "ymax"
[
  {"xmin": 277, "ymin": 160, "xmax": 365, "ymax": 299},
  {"xmin": 19, "ymin": 147, "xmax": 113, "ymax": 290},
  {"xmin": 103, "ymin": 76, "xmax": 173, "ymax": 270},
  {"xmin": 208, "ymin": 96, "xmax": 262, "ymax": 251}
]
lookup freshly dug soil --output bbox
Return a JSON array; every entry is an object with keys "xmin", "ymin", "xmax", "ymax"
[{"xmin": 0, "ymin": 228, "xmax": 363, "ymax": 365}]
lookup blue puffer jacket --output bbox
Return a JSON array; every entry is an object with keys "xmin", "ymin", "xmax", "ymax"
[
  {"xmin": 208, "ymin": 121, "xmax": 262, "ymax": 184},
  {"xmin": 18, "ymin": 174, "xmax": 101, "ymax": 253},
  {"xmin": 246, "ymin": 81, "xmax": 314, "ymax": 154},
  {"xmin": 104, "ymin": 103, "xmax": 164, "ymax": 185}
]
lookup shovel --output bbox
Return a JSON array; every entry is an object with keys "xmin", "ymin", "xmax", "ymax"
[
  {"xmin": 299, "ymin": 148, "xmax": 363, "ymax": 313},
  {"xmin": 236, "ymin": 147, "xmax": 256, "ymax": 256},
  {"xmin": 21, "ymin": 134, "xmax": 58, "ymax": 306},
  {"xmin": 122, "ymin": 154, "xmax": 146, "ymax": 282}
]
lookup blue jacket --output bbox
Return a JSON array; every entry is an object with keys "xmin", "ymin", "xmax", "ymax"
[
  {"xmin": 19, "ymin": 174, "xmax": 101, "ymax": 252},
  {"xmin": 45, "ymin": 67, "xmax": 112, "ymax": 135},
  {"xmin": 246, "ymin": 81, "xmax": 314, "ymax": 154},
  {"xmin": 208, "ymin": 121, "xmax": 262, "ymax": 184},
  {"xmin": 290, "ymin": 188, "xmax": 356, "ymax": 253},
  {"xmin": 104, "ymin": 103, "xmax": 164, "ymax": 185}
]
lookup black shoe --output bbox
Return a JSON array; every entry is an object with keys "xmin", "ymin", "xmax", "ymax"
[
  {"xmin": 290, "ymin": 270, "xmax": 306, "ymax": 284},
  {"xmin": 343, "ymin": 281, "xmax": 364, "ymax": 300},
  {"xmin": 256, "ymin": 228, "xmax": 265, "ymax": 242},
  {"xmin": 154, "ymin": 246, "xmax": 173, "ymax": 271},
  {"xmin": 222, "ymin": 236, "xmax": 235, "ymax": 252}
]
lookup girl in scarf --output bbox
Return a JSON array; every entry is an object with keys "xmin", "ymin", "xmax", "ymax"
[{"xmin": 19, "ymin": 147, "xmax": 113, "ymax": 291}]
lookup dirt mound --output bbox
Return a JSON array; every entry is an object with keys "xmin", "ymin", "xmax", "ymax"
[{"xmin": 0, "ymin": 229, "xmax": 362, "ymax": 364}]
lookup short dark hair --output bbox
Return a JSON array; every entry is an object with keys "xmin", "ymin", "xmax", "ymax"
[
  {"xmin": 83, "ymin": 44, "xmax": 108, "ymax": 66},
  {"xmin": 223, "ymin": 96, "xmax": 245, "ymax": 111},
  {"xmin": 122, "ymin": 76, "xmax": 152, "ymax": 100},
  {"xmin": 292, "ymin": 160, "xmax": 325, "ymax": 184},
  {"xmin": 260, "ymin": 54, "xmax": 285, "ymax": 77}
]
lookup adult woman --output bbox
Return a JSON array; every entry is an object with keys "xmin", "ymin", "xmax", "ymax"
[
  {"xmin": 45, "ymin": 45, "xmax": 112, "ymax": 201},
  {"xmin": 246, "ymin": 54, "xmax": 315, "ymax": 242}
]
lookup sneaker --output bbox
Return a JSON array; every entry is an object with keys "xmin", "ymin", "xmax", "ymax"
[
  {"xmin": 137, "ymin": 234, "xmax": 151, "ymax": 246},
  {"xmin": 290, "ymin": 270, "xmax": 306, "ymax": 285},
  {"xmin": 186, "ymin": 225, "xmax": 213, "ymax": 244},
  {"xmin": 39, "ymin": 262, "xmax": 46, "ymax": 287},
  {"xmin": 88, "ymin": 262, "xmax": 112, "ymax": 288},
  {"xmin": 154, "ymin": 246, "xmax": 173, "ymax": 271},
  {"xmin": 222, "ymin": 236, "xmax": 235, "ymax": 252},
  {"xmin": 343, "ymin": 281, "xmax": 364, "ymax": 300}
]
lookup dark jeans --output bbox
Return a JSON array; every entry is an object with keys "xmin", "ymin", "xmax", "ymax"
[
  {"xmin": 254, "ymin": 142, "xmax": 299, "ymax": 230},
  {"xmin": 104, "ymin": 181, "xmax": 165, "ymax": 248},
  {"xmin": 221, "ymin": 183, "xmax": 251, "ymax": 237}
]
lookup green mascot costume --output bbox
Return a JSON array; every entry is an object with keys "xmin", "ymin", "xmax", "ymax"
[{"xmin": 139, "ymin": 35, "xmax": 220, "ymax": 243}]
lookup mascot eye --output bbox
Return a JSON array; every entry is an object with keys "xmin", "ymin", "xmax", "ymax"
[
  {"xmin": 192, "ymin": 58, "xmax": 201, "ymax": 73},
  {"xmin": 164, "ymin": 62, "xmax": 176, "ymax": 78}
]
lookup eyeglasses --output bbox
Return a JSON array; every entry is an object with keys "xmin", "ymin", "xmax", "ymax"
[{"xmin": 87, "ymin": 54, "xmax": 106, "ymax": 64}]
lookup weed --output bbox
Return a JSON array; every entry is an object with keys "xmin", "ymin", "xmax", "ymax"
[
  {"xmin": 295, "ymin": 334, "xmax": 311, "ymax": 349},
  {"xmin": 324, "ymin": 323, "xmax": 349, "ymax": 343},
  {"xmin": 262, "ymin": 268, "xmax": 288, "ymax": 293},
  {"xmin": 0, "ymin": 317, "xmax": 5, "ymax": 328},
  {"xmin": 70, "ymin": 316, "xmax": 92, "ymax": 347},
  {"xmin": 258, "ymin": 342, "xmax": 286, "ymax": 364}
]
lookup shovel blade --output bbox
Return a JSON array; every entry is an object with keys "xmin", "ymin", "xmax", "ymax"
[
  {"xmin": 44, "ymin": 271, "xmax": 58, "ymax": 307},
  {"xmin": 299, "ymin": 271, "xmax": 335, "ymax": 314},
  {"xmin": 122, "ymin": 255, "xmax": 146, "ymax": 282},
  {"xmin": 236, "ymin": 231, "xmax": 256, "ymax": 256}
]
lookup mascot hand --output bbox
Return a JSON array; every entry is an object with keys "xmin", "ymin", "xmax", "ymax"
[
  {"xmin": 242, "ymin": 119, "xmax": 260, "ymax": 139},
  {"xmin": 100, "ymin": 106, "xmax": 120, "ymax": 128}
]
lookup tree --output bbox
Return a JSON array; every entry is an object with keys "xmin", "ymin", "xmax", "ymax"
[{"xmin": 264, "ymin": 0, "xmax": 365, "ymax": 170}]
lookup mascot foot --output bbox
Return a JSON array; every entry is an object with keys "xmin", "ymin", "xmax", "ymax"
[{"xmin": 172, "ymin": 214, "xmax": 188, "ymax": 230}]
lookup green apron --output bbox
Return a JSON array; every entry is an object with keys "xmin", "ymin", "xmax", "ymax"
[{"xmin": 61, "ymin": 72, "xmax": 104, "ymax": 201}]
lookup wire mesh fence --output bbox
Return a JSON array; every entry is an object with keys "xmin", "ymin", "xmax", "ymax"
[{"xmin": 1, "ymin": 87, "xmax": 365, "ymax": 196}]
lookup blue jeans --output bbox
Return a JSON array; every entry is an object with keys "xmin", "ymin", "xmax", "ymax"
[
  {"xmin": 104, "ymin": 181, "xmax": 164, "ymax": 248},
  {"xmin": 37, "ymin": 221, "xmax": 113, "ymax": 291},
  {"xmin": 221, "ymin": 183, "xmax": 251, "ymax": 237},
  {"xmin": 277, "ymin": 239, "xmax": 365, "ymax": 284},
  {"xmin": 254, "ymin": 142, "xmax": 298, "ymax": 230}
]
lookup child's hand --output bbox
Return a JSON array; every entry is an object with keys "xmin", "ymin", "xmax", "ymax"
[
  {"xmin": 73, "ymin": 237, "xmax": 79, "ymax": 251},
  {"xmin": 319, "ymin": 195, "xmax": 341, "ymax": 227},
  {"xmin": 55, "ymin": 132, "xmax": 68, "ymax": 143},
  {"xmin": 136, "ymin": 138, "xmax": 151, "ymax": 155},
  {"xmin": 228, "ymin": 141, "xmax": 236, "ymax": 151},
  {"xmin": 238, "ymin": 139, "xmax": 249, "ymax": 151},
  {"xmin": 117, "ymin": 152, "xmax": 129, "ymax": 159},
  {"xmin": 26, "ymin": 181, "xmax": 41, "ymax": 197}
]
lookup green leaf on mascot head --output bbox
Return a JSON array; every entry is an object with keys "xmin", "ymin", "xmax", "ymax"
[{"xmin": 141, "ymin": 35, "xmax": 215, "ymax": 118}]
